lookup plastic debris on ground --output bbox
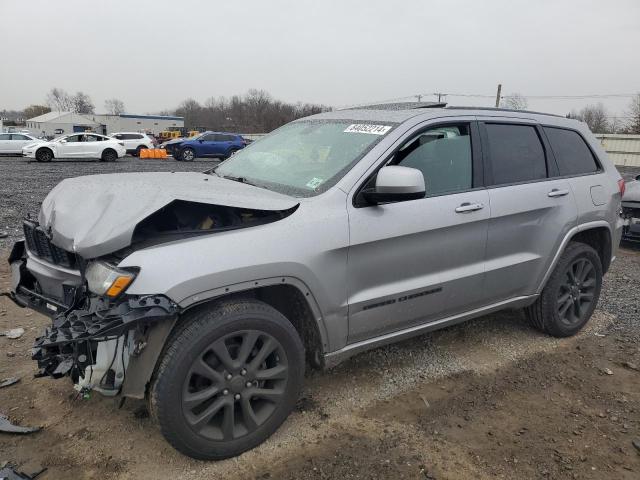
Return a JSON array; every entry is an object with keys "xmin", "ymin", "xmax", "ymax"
[
  {"xmin": 0, "ymin": 414, "xmax": 41, "ymax": 434},
  {"xmin": 0, "ymin": 377, "xmax": 20, "ymax": 389}
]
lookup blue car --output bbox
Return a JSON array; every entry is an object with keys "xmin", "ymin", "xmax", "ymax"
[{"xmin": 164, "ymin": 132, "xmax": 247, "ymax": 161}]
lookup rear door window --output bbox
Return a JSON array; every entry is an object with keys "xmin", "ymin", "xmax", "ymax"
[
  {"xmin": 544, "ymin": 127, "xmax": 599, "ymax": 176},
  {"xmin": 485, "ymin": 123, "xmax": 547, "ymax": 185}
]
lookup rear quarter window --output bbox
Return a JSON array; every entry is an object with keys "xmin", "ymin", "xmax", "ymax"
[{"xmin": 544, "ymin": 127, "xmax": 600, "ymax": 176}]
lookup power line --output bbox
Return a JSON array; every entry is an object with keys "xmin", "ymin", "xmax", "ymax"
[{"xmin": 338, "ymin": 91, "xmax": 638, "ymax": 110}]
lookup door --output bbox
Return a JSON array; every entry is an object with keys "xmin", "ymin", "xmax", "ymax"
[
  {"xmin": 56, "ymin": 134, "xmax": 85, "ymax": 157},
  {"xmin": 347, "ymin": 121, "xmax": 489, "ymax": 342},
  {"xmin": 198, "ymin": 133, "xmax": 219, "ymax": 156},
  {"xmin": 10, "ymin": 134, "xmax": 34, "ymax": 153},
  {"xmin": 479, "ymin": 120, "xmax": 578, "ymax": 303},
  {"xmin": 0, "ymin": 133, "xmax": 11, "ymax": 153},
  {"xmin": 217, "ymin": 134, "xmax": 235, "ymax": 156},
  {"xmin": 83, "ymin": 134, "xmax": 104, "ymax": 157}
]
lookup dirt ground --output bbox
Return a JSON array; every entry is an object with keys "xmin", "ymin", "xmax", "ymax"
[{"xmin": 1, "ymin": 246, "xmax": 639, "ymax": 480}]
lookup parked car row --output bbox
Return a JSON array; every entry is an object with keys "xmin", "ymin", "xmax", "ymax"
[{"xmin": 0, "ymin": 129, "xmax": 247, "ymax": 162}]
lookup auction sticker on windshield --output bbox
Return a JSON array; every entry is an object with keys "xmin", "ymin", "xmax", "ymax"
[{"xmin": 344, "ymin": 124, "xmax": 392, "ymax": 135}]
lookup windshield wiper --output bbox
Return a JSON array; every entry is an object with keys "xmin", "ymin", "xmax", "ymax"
[{"xmin": 221, "ymin": 174, "xmax": 256, "ymax": 186}]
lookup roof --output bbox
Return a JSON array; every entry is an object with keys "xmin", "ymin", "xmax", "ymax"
[
  {"xmin": 27, "ymin": 111, "xmax": 100, "ymax": 125},
  {"xmin": 306, "ymin": 103, "xmax": 573, "ymax": 125},
  {"xmin": 118, "ymin": 113, "xmax": 183, "ymax": 121}
]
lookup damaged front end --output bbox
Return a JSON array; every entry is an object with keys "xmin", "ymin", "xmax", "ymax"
[
  {"xmin": 9, "ymin": 221, "xmax": 179, "ymax": 397},
  {"xmin": 8, "ymin": 171, "xmax": 300, "ymax": 397},
  {"xmin": 32, "ymin": 294, "xmax": 177, "ymax": 395}
]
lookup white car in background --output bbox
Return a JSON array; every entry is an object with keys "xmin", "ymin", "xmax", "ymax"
[
  {"xmin": 22, "ymin": 133, "xmax": 126, "ymax": 162},
  {"xmin": 0, "ymin": 132, "xmax": 44, "ymax": 155},
  {"xmin": 110, "ymin": 132, "xmax": 155, "ymax": 156}
]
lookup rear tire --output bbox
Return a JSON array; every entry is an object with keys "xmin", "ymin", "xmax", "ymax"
[
  {"xmin": 134, "ymin": 145, "xmax": 147, "ymax": 157},
  {"xmin": 151, "ymin": 299, "xmax": 305, "ymax": 460},
  {"xmin": 525, "ymin": 242, "xmax": 602, "ymax": 337},
  {"xmin": 35, "ymin": 148, "xmax": 53, "ymax": 162},
  {"xmin": 102, "ymin": 148, "xmax": 118, "ymax": 162}
]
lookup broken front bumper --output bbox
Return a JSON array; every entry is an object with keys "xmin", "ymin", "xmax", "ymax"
[{"xmin": 8, "ymin": 239, "xmax": 179, "ymax": 395}]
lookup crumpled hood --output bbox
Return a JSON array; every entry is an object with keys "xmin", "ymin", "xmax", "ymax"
[
  {"xmin": 623, "ymin": 179, "xmax": 640, "ymax": 203},
  {"xmin": 38, "ymin": 172, "xmax": 298, "ymax": 259}
]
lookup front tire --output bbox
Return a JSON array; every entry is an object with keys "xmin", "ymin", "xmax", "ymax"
[
  {"xmin": 151, "ymin": 299, "xmax": 305, "ymax": 460},
  {"xmin": 181, "ymin": 148, "xmax": 196, "ymax": 162},
  {"xmin": 36, "ymin": 148, "xmax": 53, "ymax": 162},
  {"xmin": 526, "ymin": 242, "xmax": 602, "ymax": 337}
]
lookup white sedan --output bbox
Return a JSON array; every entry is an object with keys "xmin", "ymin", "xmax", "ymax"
[
  {"xmin": 0, "ymin": 132, "xmax": 44, "ymax": 154},
  {"xmin": 22, "ymin": 133, "xmax": 127, "ymax": 162}
]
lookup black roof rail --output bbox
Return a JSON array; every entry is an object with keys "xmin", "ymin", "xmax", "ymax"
[
  {"xmin": 444, "ymin": 106, "xmax": 565, "ymax": 118},
  {"xmin": 348, "ymin": 102, "xmax": 447, "ymax": 111}
]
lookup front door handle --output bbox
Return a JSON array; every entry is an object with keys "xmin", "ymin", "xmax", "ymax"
[
  {"xmin": 455, "ymin": 202, "xmax": 484, "ymax": 213},
  {"xmin": 548, "ymin": 189, "xmax": 570, "ymax": 198}
]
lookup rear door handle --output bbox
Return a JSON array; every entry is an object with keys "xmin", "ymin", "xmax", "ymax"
[
  {"xmin": 455, "ymin": 202, "xmax": 484, "ymax": 213},
  {"xmin": 548, "ymin": 189, "xmax": 570, "ymax": 198}
]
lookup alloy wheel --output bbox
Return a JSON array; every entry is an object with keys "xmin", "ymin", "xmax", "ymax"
[
  {"xmin": 182, "ymin": 149, "xmax": 195, "ymax": 161},
  {"xmin": 557, "ymin": 257, "xmax": 597, "ymax": 326},
  {"xmin": 181, "ymin": 330, "xmax": 289, "ymax": 441}
]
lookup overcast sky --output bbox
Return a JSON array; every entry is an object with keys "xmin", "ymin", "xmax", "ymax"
[{"xmin": 1, "ymin": 0, "xmax": 638, "ymax": 118}]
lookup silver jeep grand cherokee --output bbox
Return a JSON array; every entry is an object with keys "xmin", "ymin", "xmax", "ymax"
[{"xmin": 8, "ymin": 103, "xmax": 625, "ymax": 459}]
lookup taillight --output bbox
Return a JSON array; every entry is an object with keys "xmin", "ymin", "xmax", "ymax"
[{"xmin": 618, "ymin": 178, "xmax": 626, "ymax": 197}]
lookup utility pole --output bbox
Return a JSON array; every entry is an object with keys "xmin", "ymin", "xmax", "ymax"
[
  {"xmin": 495, "ymin": 84, "xmax": 502, "ymax": 108},
  {"xmin": 416, "ymin": 94, "xmax": 422, "ymax": 102}
]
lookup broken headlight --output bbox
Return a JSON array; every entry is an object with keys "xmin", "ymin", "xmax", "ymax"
[{"xmin": 85, "ymin": 261, "xmax": 136, "ymax": 298}]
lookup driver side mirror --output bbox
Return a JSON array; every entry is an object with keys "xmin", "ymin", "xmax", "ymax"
[
  {"xmin": 362, "ymin": 166, "xmax": 426, "ymax": 205},
  {"xmin": 60, "ymin": 139, "xmax": 67, "ymax": 143}
]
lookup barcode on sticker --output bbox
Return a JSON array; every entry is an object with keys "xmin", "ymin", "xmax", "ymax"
[{"xmin": 344, "ymin": 124, "xmax": 392, "ymax": 135}]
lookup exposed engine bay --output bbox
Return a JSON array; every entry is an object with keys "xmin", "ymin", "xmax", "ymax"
[{"xmin": 129, "ymin": 200, "xmax": 297, "ymax": 249}]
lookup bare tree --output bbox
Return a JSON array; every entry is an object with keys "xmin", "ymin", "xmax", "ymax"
[
  {"xmin": 172, "ymin": 90, "xmax": 328, "ymax": 132},
  {"xmin": 569, "ymin": 103, "xmax": 610, "ymax": 133},
  {"xmin": 626, "ymin": 93, "xmax": 640, "ymax": 134},
  {"xmin": 71, "ymin": 91, "xmax": 94, "ymax": 114},
  {"xmin": 46, "ymin": 87, "xmax": 73, "ymax": 111},
  {"xmin": 104, "ymin": 98, "xmax": 125, "ymax": 115},
  {"xmin": 502, "ymin": 93, "xmax": 528, "ymax": 110},
  {"xmin": 23, "ymin": 104, "xmax": 51, "ymax": 119}
]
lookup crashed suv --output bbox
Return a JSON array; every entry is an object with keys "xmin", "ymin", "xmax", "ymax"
[{"xmin": 8, "ymin": 103, "xmax": 624, "ymax": 460}]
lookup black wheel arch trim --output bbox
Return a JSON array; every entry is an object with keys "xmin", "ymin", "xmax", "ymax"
[
  {"xmin": 122, "ymin": 277, "xmax": 329, "ymax": 399},
  {"xmin": 536, "ymin": 220, "xmax": 613, "ymax": 294}
]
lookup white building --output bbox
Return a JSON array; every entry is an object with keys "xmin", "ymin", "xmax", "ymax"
[
  {"xmin": 25, "ymin": 111, "xmax": 100, "ymax": 137},
  {"xmin": 25, "ymin": 112, "xmax": 184, "ymax": 138}
]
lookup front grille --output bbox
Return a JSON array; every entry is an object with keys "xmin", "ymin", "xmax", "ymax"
[{"xmin": 23, "ymin": 221, "xmax": 77, "ymax": 269}]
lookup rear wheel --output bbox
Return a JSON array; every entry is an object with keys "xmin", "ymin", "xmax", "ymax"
[
  {"xmin": 181, "ymin": 148, "xmax": 196, "ymax": 162},
  {"xmin": 101, "ymin": 148, "xmax": 118, "ymax": 162},
  {"xmin": 35, "ymin": 148, "xmax": 53, "ymax": 162},
  {"xmin": 151, "ymin": 299, "xmax": 304, "ymax": 460},
  {"xmin": 134, "ymin": 145, "xmax": 147, "ymax": 157},
  {"xmin": 526, "ymin": 242, "xmax": 602, "ymax": 337}
]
